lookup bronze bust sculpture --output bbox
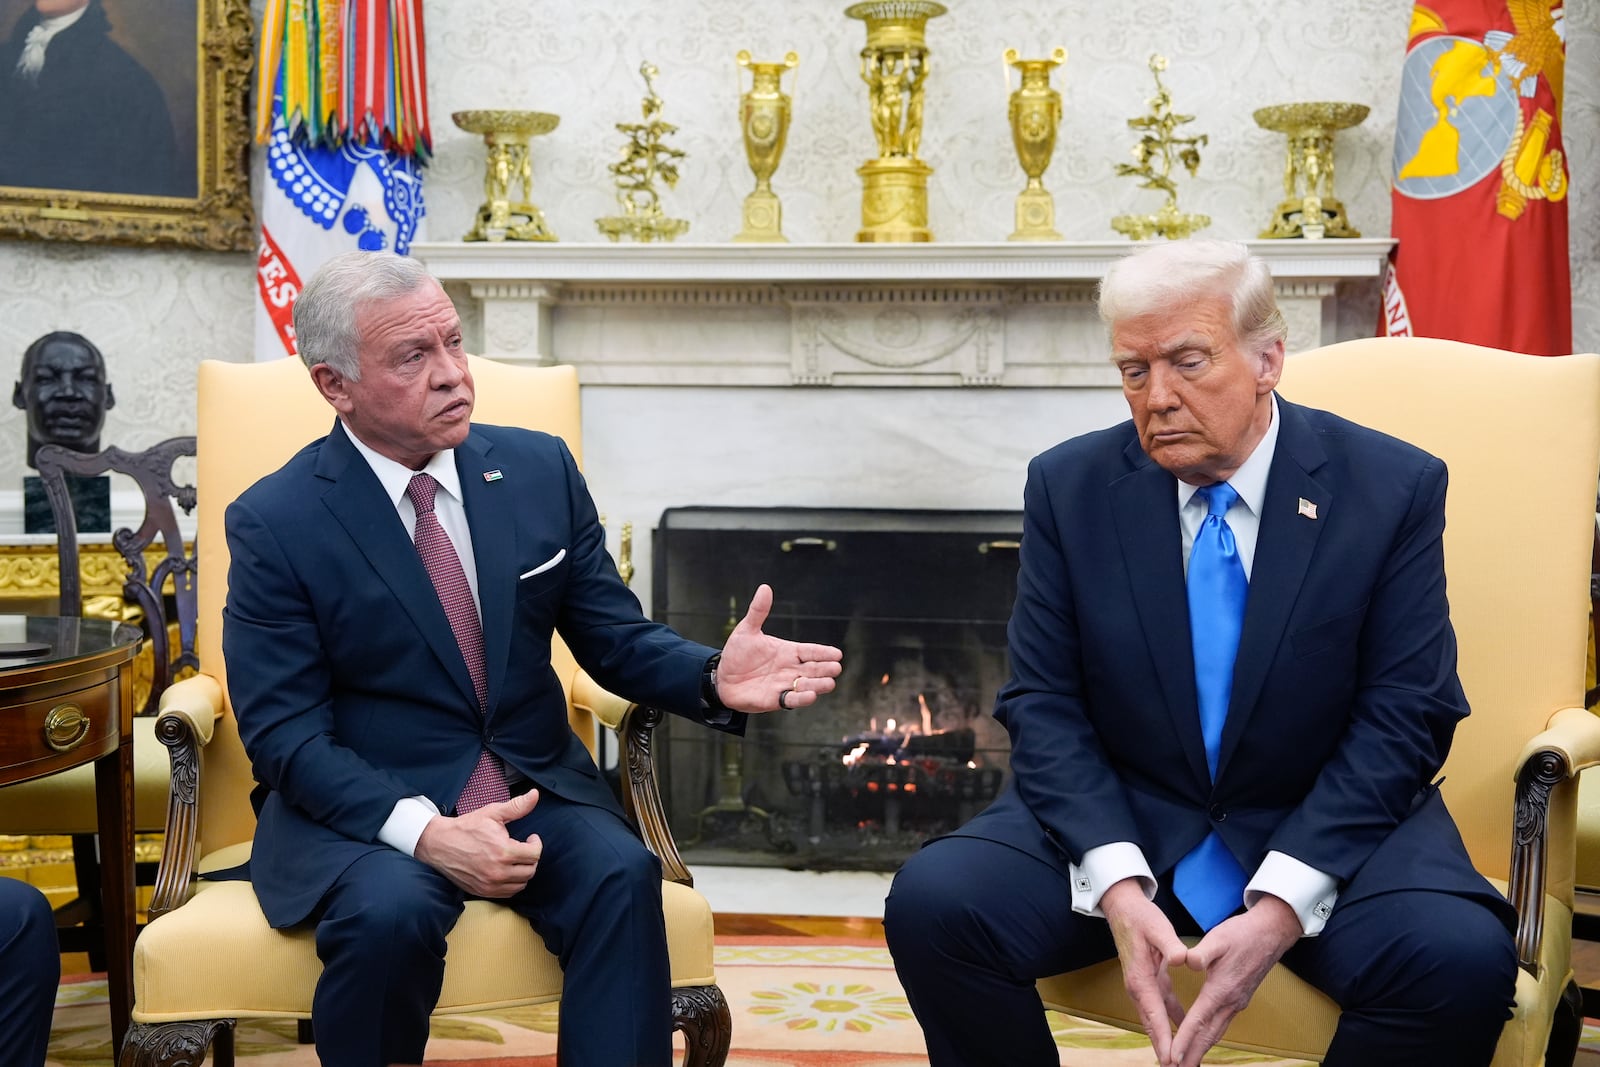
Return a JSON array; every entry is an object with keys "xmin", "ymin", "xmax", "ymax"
[{"xmin": 14, "ymin": 331, "xmax": 116, "ymax": 533}]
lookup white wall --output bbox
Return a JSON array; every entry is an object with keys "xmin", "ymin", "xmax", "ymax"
[{"xmin": 0, "ymin": 0, "xmax": 1594, "ymax": 497}]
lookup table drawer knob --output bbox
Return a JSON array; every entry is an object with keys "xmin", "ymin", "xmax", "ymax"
[{"xmin": 43, "ymin": 703, "xmax": 91, "ymax": 752}]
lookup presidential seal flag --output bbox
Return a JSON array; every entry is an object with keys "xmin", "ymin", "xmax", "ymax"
[
  {"xmin": 1383, "ymin": 0, "xmax": 1570, "ymax": 355},
  {"xmin": 252, "ymin": 0, "xmax": 431, "ymax": 361}
]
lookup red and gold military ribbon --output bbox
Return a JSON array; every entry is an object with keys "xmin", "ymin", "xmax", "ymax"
[{"xmin": 254, "ymin": 0, "xmax": 431, "ymax": 161}]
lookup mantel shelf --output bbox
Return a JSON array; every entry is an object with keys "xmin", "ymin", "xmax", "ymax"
[
  {"xmin": 415, "ymin": 238, "xmax": 1396, "ymax": 286},
  {"xmin": 412, "ymin": 239, "xmax": 1395, "ymax": 388}
]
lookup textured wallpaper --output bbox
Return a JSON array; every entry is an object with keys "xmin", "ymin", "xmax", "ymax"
[{"xmin": 0, "ymin": 0, "xmax": 1593, "ymax": 492}]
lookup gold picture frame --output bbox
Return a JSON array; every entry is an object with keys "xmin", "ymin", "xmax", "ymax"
[{"xmin": 0, "ymin": 0, "xmax": 253, "ymax": 251}]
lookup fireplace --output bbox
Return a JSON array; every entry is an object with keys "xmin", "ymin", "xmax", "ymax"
[{"xmin": 652, "ymin": 507, "xmax": 1021, "ymax": 871}]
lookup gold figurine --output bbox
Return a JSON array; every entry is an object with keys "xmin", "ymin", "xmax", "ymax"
[
  {"xmin": 1004, "ymin": 46, "xmax": 1067, "ymax": 241},
  {"xmin": 453, "ymin": 110, "xmax": 560, "ymax": 242},
  {"xmin": 1253, "ymin": 102, "xmax": 1369, "ymax": 239},
  {"xmin": 734, "ymin": 50, "xmax": 800, "ymax": 243},
  {"xmin": 1110, "ymin": 55, "xmax": 1210, "ymax": 241},
  {"xmin": 596, "ymin": 62, "xmax": 690, "ymax": 243},
  {"xmin": 846, "ymin": 0, "xmax": 947, "ymax": 243}
]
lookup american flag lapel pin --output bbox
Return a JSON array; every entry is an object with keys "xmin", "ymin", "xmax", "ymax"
[
  {"xmin": 1297, "ymin": 497, "xmax": 1318, "ymax": 520},
  {"xmin": 483, "ymin": 470, "xmax": 504, "ymax": 483}
]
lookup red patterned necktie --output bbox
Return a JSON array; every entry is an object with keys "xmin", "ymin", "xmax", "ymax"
[{"xmin": 406, "ymin": 473, "xmax": 509, "ymax": 814}]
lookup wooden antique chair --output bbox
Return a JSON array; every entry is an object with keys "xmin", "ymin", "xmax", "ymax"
[
  {"xmin": 0, "ymin": 437, "xmax": 198, "ymax": 964},
  {"xmin": 1036, "ymin": 337, "xmax": 1600, "ymax": 1066},
  {"xmin": 119, "ymin": 356, "xmax": 730, "ymax": 1066}
]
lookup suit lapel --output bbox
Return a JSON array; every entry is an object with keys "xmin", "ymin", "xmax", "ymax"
[
  {"xmin": 1218, "ymin": 398, "xmax": 1330, "ymax": 777},
  {"xmin": 1110, "ymin": 439, "xmax": 1212, "ymax": 794},
  {"xmin": 456, "ymin": 432, "xmax": 516, "ymax": 722},
  {"xmin": 316, "ymin": 422, "xmax": 481, "ymax": 716}
]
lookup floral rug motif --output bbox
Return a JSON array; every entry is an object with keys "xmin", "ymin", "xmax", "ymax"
[{"xmin": 45, "ymin": 940, "xmax": 1600, "ymax": 1065}]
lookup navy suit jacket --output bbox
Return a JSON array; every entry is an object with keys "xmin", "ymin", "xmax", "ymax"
[
  {"xmin": 223, "ymin": 421, "xmax": 739, "ymax": 928},
  {"xmin": 960, "ymin": 396, "xmax": 1509, "ymax": 919}
]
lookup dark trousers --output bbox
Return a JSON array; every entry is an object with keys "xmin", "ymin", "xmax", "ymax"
[
  {"xmin": 307, "ymin": 788, "xmax": 670, "ymax": 1067},
  {"xmin": 884, "ymin": 834, "xmax": 1517, "ymax": 1067},
  {"xmin": 0, "ymin": 878, "xmax": 60, "ymax": 1067}
]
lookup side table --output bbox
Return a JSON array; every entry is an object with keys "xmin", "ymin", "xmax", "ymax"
[{"xmin": 0, "ymin": 615, "xmax": 142, "ymax": 1054}]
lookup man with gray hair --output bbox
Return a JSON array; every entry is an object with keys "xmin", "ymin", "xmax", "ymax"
[
  {"xmin": 221, "ymin": 250, "xmax": 842, "ymax": 1067},
  {"xmin": 885, "ymin": 239, "xmax": 1516, "ymax": 1066}
]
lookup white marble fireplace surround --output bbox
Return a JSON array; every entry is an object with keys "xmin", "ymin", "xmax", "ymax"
[{"xmin": 414, "ymin": 239, "xmax": 1391, "ymax": 609}]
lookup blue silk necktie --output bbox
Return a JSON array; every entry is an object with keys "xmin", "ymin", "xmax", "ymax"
[{"xmin": 1172, "ymin": 481, "xmax": 1251, "ymax": 931}]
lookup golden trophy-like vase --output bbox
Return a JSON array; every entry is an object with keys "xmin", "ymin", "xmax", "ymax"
[
  {"xmin": 1005, "ymin": 47, "xmax": 1067, "ymax": 241},
  {"xmin": 734, "ymin": 50, "xmax": 799, "ymax": 243},
  {"xmin": 1254, "ymin": 101, "xmax": 1369, "ymax": 239},
  {"xmin": 847, "ymin": 0, "xmax": 947, "ymax": 243},
  {"xmin": 453, "ymin": 110, "xmax": 560, "ymax": 242}
]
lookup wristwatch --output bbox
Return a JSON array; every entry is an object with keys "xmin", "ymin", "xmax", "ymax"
[{"xmin": 701, "ymin": 653, "xmax": 726, "ymax": 711}]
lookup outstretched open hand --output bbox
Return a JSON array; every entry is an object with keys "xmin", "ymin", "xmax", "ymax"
[{"xmin": 714, "ymin": 584, "xmax": 843, "ymax": 713}]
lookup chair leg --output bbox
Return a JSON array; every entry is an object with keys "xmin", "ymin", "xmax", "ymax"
[
  {"xmin": 1545, "ymin": 978, "xmax": 1584, "ymax": 1067},
  {"xmin": 117, "ymin": 1019, "xmax": 234, "ymax": 1067},
  {"xmin": 672, "ymin": 984, "xmax": 732, "ymax": 1067},
  {"xmin": 297, "ymin": 1018, "xmax": 315, "ymax": 1044},
  {"xmin": 67, "ymin": 833, "xmax": 108, "ymax": 972}
]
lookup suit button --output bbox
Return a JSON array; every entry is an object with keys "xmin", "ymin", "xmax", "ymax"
[
  {"xmin": 485, "ymin": 731, "xmax": 495, "ymax": 744},
  {"xmin": 1209, "ymin": 805, "xmax": 1227, "ymax": 822}
]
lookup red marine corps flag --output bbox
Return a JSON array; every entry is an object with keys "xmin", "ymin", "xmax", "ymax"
[
  {"xmin": 253, "ymin": 0, "xmax": 431, "ymax": 361},
  {"xmin": 1382, "ymin": 1, "xmax": 1570, "ymax": 355}
]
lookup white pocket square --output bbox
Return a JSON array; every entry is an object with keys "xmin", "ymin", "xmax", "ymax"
[{"xmin": 520, "ymin": 549, "xmax": 567, "ymax": 579}]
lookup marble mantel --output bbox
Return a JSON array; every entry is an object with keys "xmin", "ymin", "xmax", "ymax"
[{"xmin": 415, "ymin": 239, "xmax": 1395, "ymax": 388}]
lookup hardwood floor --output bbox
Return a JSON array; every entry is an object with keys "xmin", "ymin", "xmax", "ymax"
[{"xmin": 713, "ymin": 912, "xmax": 886, "ymax": 940}]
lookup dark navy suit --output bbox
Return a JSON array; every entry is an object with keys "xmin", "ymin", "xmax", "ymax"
[
  {"xmin": 886, "ymin": 397, "xmax": 1517, "ymax": 1066},
  {"xmin": 0, "ymin": 878, "xmax": 58, "ymax": 1067},
  {"xmin": 223, "ymin": 420, "xmax": 738, "ymax": 1066}
]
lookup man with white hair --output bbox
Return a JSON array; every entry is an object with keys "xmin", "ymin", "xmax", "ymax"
[
  {"xmin": 885, "ymin": 239, "xmax": 1517, "ymax": 1067},
  {"xmin": 222, "ymin": 250, "xmax": 842, "ymax": 1067}
]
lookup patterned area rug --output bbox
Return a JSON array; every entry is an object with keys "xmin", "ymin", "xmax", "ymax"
[{"xmin": 43, "ymin": 939, "xmax": 1600, "ymax": 1065}]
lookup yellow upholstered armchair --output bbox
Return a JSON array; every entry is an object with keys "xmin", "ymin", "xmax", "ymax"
[
  {"xmin": 1036, "ymin": 337, "xmax": 1600, "ymax": 1066},
  {"xmin": 118, "ymin": 356, "xmax": 730, "ymax": 1067}
]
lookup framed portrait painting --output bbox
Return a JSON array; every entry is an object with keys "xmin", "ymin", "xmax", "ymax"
[{"xmin": 0, "ymin": 0, "xmax": 253, "ymax": 251}]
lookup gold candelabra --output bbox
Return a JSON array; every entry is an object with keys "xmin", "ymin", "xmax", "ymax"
[
  {"xmin": 847, "ymin": 0, "xmax": 947, "ymax": 243},
  {"xmin": 596, "ymin": 62, "xmax": 690, "ymax": 243},
  {"xmin": 734, "ymin": 50, "xmax": 800, "ymax": 243},
  {"xmin": 453, "ymin": 110, "xmax": 560, "ymax": 242},
  {"xmin": 1110, "ymin": 55, "xmax": 1210, "ymax": 241},
  {"xmin": 1004, "ymin": 46, "xmax": 1067, "ymax": 241},
  {"xmin": 1253, "ymin": 101, "xmax": 1369, "ymax": 239}
]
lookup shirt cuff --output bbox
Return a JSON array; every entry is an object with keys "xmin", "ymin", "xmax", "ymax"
[
  {"xmin": 1069, "ymin": 841, "xmax": 1156, "ymax": 916},
  {"xmin": 377, "ymin": 795, "xmax": 441, "ymax": 857},
  {"xmin": 1244, "ymin": 850, "xmax": 1339, "ymax": 936}
]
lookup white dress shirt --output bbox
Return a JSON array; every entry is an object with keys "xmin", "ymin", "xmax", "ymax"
[
  {"xmin": 1068, "ymin": 396, "xmax": 1340, "ymax": 936},
  {"xmin": 14, "ymin": 6, "xmax": 87, "ymax": 82},
  {"xmin": 344, "ymin": 428, "xmax": 479, "ymax": 856}
]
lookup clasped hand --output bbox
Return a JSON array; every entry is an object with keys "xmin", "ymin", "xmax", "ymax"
[
  {"xmin": 714, "ymin": 584, "xmax": 844, "ymax": 713},
  {"xmin": 1101, "ymin": 880, "xmax": 1302, "ymax": 1067},
  {"xmin": 414, "ymin": 789, "xmax": 543, "ymax": 898}
]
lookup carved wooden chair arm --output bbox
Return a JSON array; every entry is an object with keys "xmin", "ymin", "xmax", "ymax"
[
  {"xmin": 146, "ymin": 674, "xmax": 224, "ymax": 920},
  {"xmin": 1508, "ymin": 705, "xmax": 1600, "ymax": 976},
  {"xmin": 571, "ymin": 669, "xmax": 693, "ymax": 887}
]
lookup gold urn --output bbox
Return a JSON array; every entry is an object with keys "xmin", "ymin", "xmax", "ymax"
[
  {"xmin": 1253, "ymin": 101, "xmax": 1369, "ymax": 239},
  {"xmin": 1005, "ymin": 47, "xmax": 1067, "ymax": 241},
  {"xmin": 452, "ymin": 110, "xmax": 560, "ymax": 242},
  {"xmin": 733, "ymin": 50, "xmax": 799, "ymax": 243},
  {"xmin": 846, "ymin": 0, "xmax": 947, "ymax": 243}
]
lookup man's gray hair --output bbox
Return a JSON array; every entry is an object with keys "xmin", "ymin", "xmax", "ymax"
[
  {"xmin": 292, "ymin": 251, "xmax": 435, "ymax": 379},
  {"xmin": 1097, "ymin": 239, "xmax": 1288, "ymax": 354}
]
